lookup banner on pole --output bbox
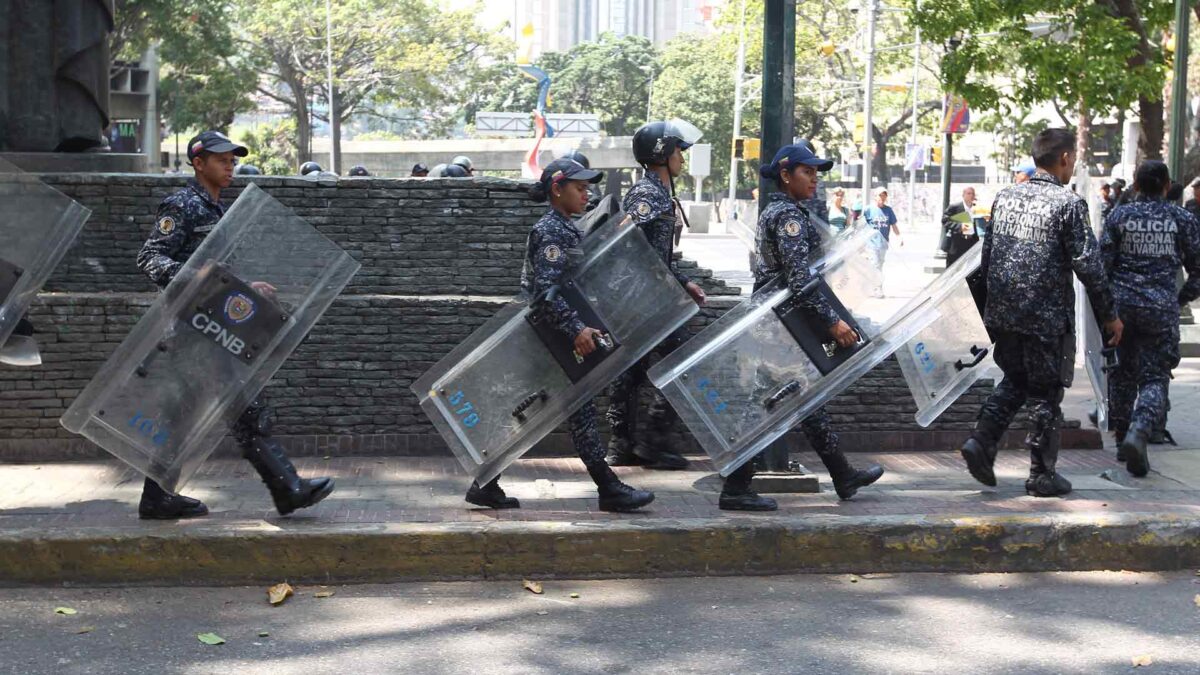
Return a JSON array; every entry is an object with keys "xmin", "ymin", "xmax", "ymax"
[
  {"xmin": 904, "ymin": 143, "xmax": 927, "ymax": 171},
  {"xmin": 941, "ymin": 95, "xmax": 970, "ymax": 134}
]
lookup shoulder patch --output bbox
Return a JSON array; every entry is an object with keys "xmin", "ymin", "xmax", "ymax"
[
  {"xmin": 635, "ymin": 200, "xmax": 652, "ymax": 217},
  {"xmin": 783, "ymin": 218, "xmax": 802, "ymax": 237},
  {"xmin": 157, "ymin": 216, "xmax": 176, "ymax": 235},
  {"xmin": 543, "ymin": 244, "xmax": 562, "ymax": 262}
]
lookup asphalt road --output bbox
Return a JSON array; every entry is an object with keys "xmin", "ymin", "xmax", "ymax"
[{"xmin": 3, "ymin": 572, "xmax": 1198, "ymax": 674}]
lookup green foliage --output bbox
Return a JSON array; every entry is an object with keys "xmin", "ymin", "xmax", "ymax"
[
  {"xmin": 238, "ymin": 119, "xmax": 298, "ymax": 175},
  {"xmin": 911, "ymin": 0, "xmax": 1173, "ymax": 116}
]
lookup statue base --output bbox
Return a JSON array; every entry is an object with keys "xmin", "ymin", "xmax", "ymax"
[{"xmin": 0, "ymin": 152, "xmax": 150, "ymax": 174}]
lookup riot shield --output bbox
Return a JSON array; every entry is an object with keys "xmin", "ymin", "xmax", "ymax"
[
  {"xmin": 412, "ymin": 215, "xmax": 698, "ymax": 485},
  {"xmin": 1072, "ymin": 166, "xmax": 1112, "ymax": 430},
  {"xmin": 0, "ymin": 159, "xmax": 92, "ymax": 360},
  {"xmin": 648, "ymin": 228, "xmax": 976, "ymax": 476},
  {"xmin": 894, "ymin": 245, "xmax": 997, "ymax": 426},
  {"xmin": 61, "ymin": 184, "xmax": 360, "ymax": 493}
]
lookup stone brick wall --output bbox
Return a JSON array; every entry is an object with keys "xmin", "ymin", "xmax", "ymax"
[{"xmin": 0, "ymin": 174, "xmax": 1090, "ymax": 460}]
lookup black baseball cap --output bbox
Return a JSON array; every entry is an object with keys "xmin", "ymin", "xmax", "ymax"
[
  {"xmin": 537, "ymin": 158, "xmax": 602, "ymax": 192},
  {"xmin": 187, "ymin": 130, "xmax": 248, "ymax": 162}
]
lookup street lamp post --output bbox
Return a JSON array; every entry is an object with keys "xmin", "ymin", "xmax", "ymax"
[
  {"xmin": 860, "ymin": 0, "xmax": 879, "ymax": 199},
  {"xmin": 728, "ymin": 0, "xmax": 747, "ymax": 222},
  {"xmin": 326, "ymin": 0, "xmax": 340, "ymax": 174},
  {"xmin": 1168, "ymin": 0, "xmax": 1190, "ymax": 182}
]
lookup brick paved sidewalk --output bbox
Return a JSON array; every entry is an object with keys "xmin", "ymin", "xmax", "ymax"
[{"xmin": 4, "ymin": 445, "xmax": 1199, "ymax": 530}]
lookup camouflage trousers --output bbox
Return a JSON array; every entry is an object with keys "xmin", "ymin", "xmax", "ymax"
[
  {"xmin": 1108, "ymin": 319, "xmax": 1180, "ymax": 433},
  {"xmin": 568, "ymin": 399, "xmax": 607, "ymax": 467},
  {"xmin": 974, "ymin": 331, "xmax": 1073, "ymax": 447},
  {"xmin": 605, "ymin": 325, "xmax": 691, "ymax": 440}
]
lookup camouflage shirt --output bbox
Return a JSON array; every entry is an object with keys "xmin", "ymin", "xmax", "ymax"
[
  {"xmin": 520, "ymin": 208, "xmax": 586, "ymax": 338},
  {"xmin": 622, "ymin": 171, "xmax": 689, "ymax": 287},
  {"xmin": 136, "ymin": 179, "xmax": 226, "ymax": 288},
  {"xmin": 981, "ymin": 172, "xmax": 1115, "ymax": 335},
  {"xmin": 754, "ymin": 192, "xmax": 839, "ymax": 327},
  {"xmin": 1101, "ymin": 197, "xmax": 1200, "ymax": 327}
]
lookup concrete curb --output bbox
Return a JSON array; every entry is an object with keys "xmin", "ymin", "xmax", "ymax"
[{"xmin": 3, "ymin": 512, "xmax": 1198, "ymax": 585}]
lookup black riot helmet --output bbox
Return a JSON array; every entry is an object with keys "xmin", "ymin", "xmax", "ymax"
[
  {"xmin": 235, "ymin": 164, "xmax": 261, "ymax": 176},
  {"xmin": 428, "ymin": 163, "xmax": 447, "ymax": 177},
  {"xmin": 348, "ymin": 165, "xmax": 369, "ymax": 177},
  {"xmin": 299, "ymin": 161, "xmax": 323, "ymax": 176},
  {"xmin": 632, "ymin": 118, "xmax": 703, "ymax": 167},
  {"xmin": 442, "ymin": 163, "xmax": 469, "ymax": 178},
  {"xmin": 558, "ymin": 149, "xmax": 591, "ymax": 169},
  {"xmin": 451, "ymin": 155, "xmax": 474, "ymax": 174}
]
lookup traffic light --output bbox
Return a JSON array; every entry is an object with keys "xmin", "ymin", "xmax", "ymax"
[
  {"xmin": 732, "ymin": 137, "xmax": 761, "ymax": 160},
  {"xmin": 819, "ymin": 40, "xmax": 836, "ymax": 57},
  {"xmin": 932, "ymin": 145, "xmax": 943, "ymax": 164},
  {"xmin": 853, "ymin": 112, "xmax": 866, "ymax": 145}
]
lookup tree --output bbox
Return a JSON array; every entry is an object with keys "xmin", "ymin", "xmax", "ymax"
[
  {"xmin": 239, "ymin": 118, "xmax": 298, "ymax": 176},
  {"xmin": 112, "ymin": 0, "xmax": 256, "ymax": 132},
  {"xmin": 236, "ymin": 0, "xmax": 508, "ymax": 168},
  {"xmin": 912, "ymin": 0, "xmax": 1173, "ymax": 161}
]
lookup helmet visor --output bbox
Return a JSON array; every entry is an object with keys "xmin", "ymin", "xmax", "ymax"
[{"xmin": 665, "ymin": 118, "xmax": 703, "ymax": 148}]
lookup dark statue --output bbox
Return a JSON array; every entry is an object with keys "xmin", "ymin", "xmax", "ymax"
[{"xmin": 0, "ymin": 0, "xmax": 115, "ymax": 153}]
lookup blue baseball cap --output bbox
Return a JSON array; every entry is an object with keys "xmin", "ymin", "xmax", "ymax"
[
  {"xmin": 761, "ymin": 141, "xmax": 834, "ymax": 179},
  {"xmin": 1013, "ymin": 159, "xmax": 1036, "ymax": 178}
]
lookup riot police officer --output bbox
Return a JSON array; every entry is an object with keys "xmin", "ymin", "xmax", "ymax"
[
  {"xmin": 557, "ymin": 149, "xmax": 602, "ymax": 212},
  {"xmin": 136, "ymin": 130, "xmax": 335, "ymax": 519},
  {"xmin": 235, "ymin": 164, "xmax": 261, "ymax": 176},
  {"xmin": 604, "ymin": 120, "xmax": 708, "ymax": 470},
  {"xmin": 1100, "ymin": 160, "xmax": 1200, "ymax": 476},
  {"xmin": 451, "ymin": 156, "xmax": 475, "ymax": 176},
  {"xmin": 300, "ymin": 161, "xmax": 323, "ymax": 177},
  {"xmin": 724, "ymin": 142, "xmax": 886, "ymax": 511},
  {"xmin": 959, "ymin": 128, "xmax": 1122, "ymax": 497},
  {"xmin": 466, "ymin": 158, "xmax": 655, "ymax": 512},
  {"xmin": 348, "ymin": 165, "xmax": 370, "ymax": 177}
]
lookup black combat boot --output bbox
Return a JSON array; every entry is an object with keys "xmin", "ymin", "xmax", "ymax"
[
  {"xmin": 605, "ymin": 393, "xmax": 647, "ymax": 466},
  {"xmin": 959, "ymin": 415, "xmax": 1006, "ymax": 487},
  {"xmin": 815, "ymin": 440, "xmax": 884, "ymax": 500},
  {"xmin": 236, "ymin": 405, "xmax": 334, "ymax": 515},
  {"xmin": 465, "ymin": 475, "xmax": 520, "ymax": 509},
  {"xmin": 1113, "ymin": 423, "xmax": 1129, "ymax": 462},
  {"xmin": 632, "ymin": 437, "xmax": 690, "ymax": 470},
  {"xmin": 586, "ymin": 463, "xmax": 655, "ymax": 512},
  {"xmin": 1120, "ymin": 423, "xmax": 1151, "ymax": 478},
  {"xmin": 605, "ymin": 436, "xmax": 646, "ymax": 467},
  {"xmin": 1024, "ymin": 419, "xmax": 1071, "ymax": 497},
  {"xmin": 718, "ymin": 461, "xmax": 777, "ymax": 511},
  {"xmin": 138, "ymin": 477, "xmax": 209, "ymax": 520}
]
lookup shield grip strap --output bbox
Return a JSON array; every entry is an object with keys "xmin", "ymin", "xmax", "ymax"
[
  {"xmin": 954, "ymin": 345, "xmax": 989, "ymax": 371},
  {"xmin": 764, "ymin": 380, "xmax": 802, "ymax": 410},
  {"xmin": 512, "ymin": 389, "xmax": 549, "ymax": 422}
]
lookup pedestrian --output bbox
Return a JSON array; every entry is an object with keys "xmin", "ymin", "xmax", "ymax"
[
  {"xmin": 828, "ymin": 187, "xmax": 853, "ymax": 234},
  {"xmin": 1185, "ymin": 178, "xmax": 1200, "ymax": 219},
  {"xmin": 135, "ymin": 130, "xmax": 335, "ymax": 519},
  {"xmin": 1111, "ymin": 178, "xmax": 1129, "ymax": 206},
  {"xmin": 958, "ymin": 128, "xmax": 1122, "ymax": 497},
  {"xmin": 411, "ymin": 163, "xmax": 429, "ymax": 177},
  {"xmin": 1100, "ymin": 181, "xmax": 1114, "ymax": 220},
  {"xmin": 604, "ymin": 119, "xmax": 708, "ymax": 470},
  {"xmin": 1100, "ymin": 160, "xmax": 1200, "ymax": 476},
  {"xmin": 862, "ymin": 187, "xmax": 903, "ymax": 297},
  {"xmin": 942, "ymin": 186, "xmax": 980, "ymax": 266},
  {"xmin": 720, "ymin": 142, "xmax": 886, "ymax": 511},
  {"xmin": 1013, "ymin": 160, "xmax": 1036, "ymax": 184},
  {"xmin": 477, "ymin": 157, "xmax": 655, "ymax": 512}
]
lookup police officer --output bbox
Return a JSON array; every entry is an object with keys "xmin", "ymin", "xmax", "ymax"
[
  {"xmin": 300, "ymin": 161, "xmax": 322, "ymax": 177},
  {"xmin": 1100, "ymin": 160, "xmax": 1200, "ymax": 476},
  {"xmin": 604, "ymin": 120, "xmax": 708, "ymax": 470},
  {"xmin": 235, "ymin": 164, "xmax": 261, "ymax": 176},
  {"xmin": 721, "ymin": 142, "xmax": 887, "ymax": 511},
  {"xmin": 451, "ymin": 156, "xmax": 475, "ymax": 176},
  {"xmin": 136, "ymin": 130, "xmax": 335, "ymax": 519},
  {"xmin": 442, "ymin": 164, "xmax": 469, "ymax": 178},
  {"xmin": 959, "ymin": 128, "xmax": 1122, "ymax": 497},
  {"xmin": 557, "ymin": 149, "xmax": 602, "ymax": 212},
  {"xmin": 348, "ymin": 165, "xmax": 370, "ymax": 177},
  {"xmin": 411, "ymin": 163, "xmax": 430, "ymax": 178},
  {"xmin": 466, "ymin": 158, "xmax": 655, "ymax": 512}
]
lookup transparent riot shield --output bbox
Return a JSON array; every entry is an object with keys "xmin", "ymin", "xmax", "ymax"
[
  {"xmin": 0, "ymin": 158, "xmax": 92, "ymax": 360},
  {"xmin": 61, "ymin": 184, "xmax": 360, "ymax": 493},
  {"xmin": 649, "ymin": 227, "xmax": 976, "ymax": 476},
  {"xmin": 1073, "ymin": 166, "xmax": 1112, "ymax": 430},
  {"xmin": 894, "ymin": 245, "xmax": 998, "ymax": 426},
  {"xmin": 412, "ymin": 215, "xmax": 698, "ymax": 485}
]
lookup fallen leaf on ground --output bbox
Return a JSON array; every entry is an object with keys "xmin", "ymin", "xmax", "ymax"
[
  {"xmin": 75, "ymin": 626, "xmax": 94, "ymax": 634},
  {"xmin": 314, "ymin": 590, "xmax": 335, "ymax": 599},
  {"xmin": 197, "ymin": 633, "xmax": 226, "ymax": 646},
  {"xmin": 536, "ymin": 611, "xmax": 548, "ymax": 616},
  {"xmin": 1194, "ymin": 594, "xmax": 1200, "ymax": 608},
  {"xmin": 54, "ymin": 607, "xmax": 77, "ymax": 615},
  {"xmin": 848, "ymin": 575, "xmax": 860, "ymax": 583},
  {"xmin": 522, "ymin": 580, "xmax": 543, "ymax": 595},
  {"xmin": 267, "ymin": 582, "xmax": 294, "ymax": 606},
  {"xmin": 569, "ymin": 593, "xmax": 580, "ymax": 599},
  {"xmin": 257, "ymin": 631, "xmax": 270, "ymax": 637},
  {"xmin": 1131, "ymin": 654, "xmax": 1154, "ymax": 667}
]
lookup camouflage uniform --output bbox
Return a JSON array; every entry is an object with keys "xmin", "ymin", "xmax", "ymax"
[
  {"xmin": 725, "ymin": 192, "xmax": 857, "ymax": 491},
  {"xmin": 605, "ymin": 172, "xmax": 691, "ymax": 449},
  {"xmin": 971, "ymin": 172, "xmax": 1116, "ymax": 490},
  {"xmin": 1100, "ymin": 198, "xmax": 1200, "ymax": 434},
  {"xmin": 136, "ymin": 179, "xmax": 274, "ymax": 456},
  {"xmin": 521, "ymin": 208, "xmax": 606, "ymax": 466}
]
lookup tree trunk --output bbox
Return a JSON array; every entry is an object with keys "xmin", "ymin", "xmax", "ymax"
[
  {"xmin": 294, "ymin": 100, "xmax": 312, "ymax": 166},
  {"xmin": 330, "ymin": 86, "xmax": 342, "ymax": 174},
  {"xmin": 1140, "ymin": 96, "xmax": 1165, "ymax": 161},
  {"xmin": 870, "ymin": 125, "xmax": 890, "ymax": 184},
  {"xmin": 1076, "ymin": 104, "xmax": 1091, "ymax": 166}
]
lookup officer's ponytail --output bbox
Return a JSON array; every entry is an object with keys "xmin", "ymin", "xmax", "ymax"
[
  {"xmin": 759, "ymin": 164, "xmax": 778, "ymax": 180},
  {"xmin": 528, "ymin": 181, "xmax": 549, "ymax": 203}
]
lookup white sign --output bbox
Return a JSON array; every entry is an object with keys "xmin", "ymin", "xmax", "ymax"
[{"xmin": 688, "ymin": 144, "xmax": 712, "ymax": 177}]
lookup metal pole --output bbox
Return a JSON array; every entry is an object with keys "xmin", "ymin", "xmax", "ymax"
[
  {"xmin": 906, "ymin": 0, "xmax": 920, "ymax": 229},
  {"xmin": 326, "ymin": 0, "xmax": 340, "ymax": 174},
  {"xmin": 728, "ymin": 0, "xmax": 747, "ymax": 222},
  {"xmin": 1168, "ymin": 0, "xmax": 1190, "ymax": 180},
  {"xmin": 758, "ymin": 0, "xmax": 796, "ymax": 473},
  {"xmin": 860, "ymin": 0, "xmax": 878, "ymax": 199}
]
